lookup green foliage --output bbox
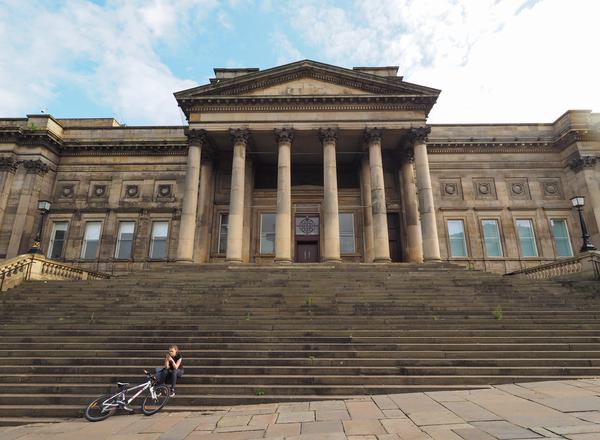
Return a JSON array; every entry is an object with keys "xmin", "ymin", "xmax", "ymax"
[
  {"xmin": 255, "ymin": 389, "xmax": 265, "ymax": 396},
  {"xmin": 305, "ymin": 296, "xmax": 313, "ymax": 306},
  {"xmin": 493, "ymin": 305, "xmax": 503, "ymax": 320},
  {"xmin": 26, "ymin": 122, "xmax": 40, "ymax": 130},
  {"xmin": 245, "ymin": 311, "xmax": 251, "ymax": 321}
]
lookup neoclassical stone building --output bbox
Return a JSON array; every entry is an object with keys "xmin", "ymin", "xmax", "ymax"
[{"xmin": 0, "ymin": 60, "xmax": 598, "ymax": 273}]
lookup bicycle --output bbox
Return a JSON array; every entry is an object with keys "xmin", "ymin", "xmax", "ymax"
[{"xmin": 84, "ymin": 369, "xmax": 170, "ymax": 422}]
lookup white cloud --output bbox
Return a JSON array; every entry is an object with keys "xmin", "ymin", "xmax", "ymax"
[
  {"xmin": 272, "ymin": 31, "xmax": 303, "ymax": 66},
  {"xmin": 288, "ymin": 0, "xmax": 599, "ymax": 123},
  {"xmin": 0, "ymin": 0, "xmax": 216, "ymax": 124}
]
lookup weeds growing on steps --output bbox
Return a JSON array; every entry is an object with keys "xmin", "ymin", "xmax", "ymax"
[{"xmin": 493, "ymin": 305, "xmax": 503, "ymax": 320}]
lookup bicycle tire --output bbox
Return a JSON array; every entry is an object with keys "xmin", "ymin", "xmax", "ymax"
[
  {"xmin": 85, "ymin": 394, "xmax": 117, "ymax": 422},
  {"xmin": 141, "ymin": 385, "xmax": 170, "ymax": 416}
]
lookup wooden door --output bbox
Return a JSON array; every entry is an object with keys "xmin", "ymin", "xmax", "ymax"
[
  {"xmin": 297, "ymin": 242, "xmax": 319, "ymax": 263},
  {"xmin": 295, "ymin": 215, "xmax": 320, "ymax": 263},
  {"xmin": 387, "ymin": 213, "xmax": 402, "ymax": 262}
]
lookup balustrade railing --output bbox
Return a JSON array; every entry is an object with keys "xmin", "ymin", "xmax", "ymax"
[{"xmin": 508, "ymin": 251, "xmax": 600, "ymax": 280}]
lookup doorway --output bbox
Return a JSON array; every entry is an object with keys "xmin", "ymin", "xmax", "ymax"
[
  {"xmin": 387, "ymin": 212, "xmax": 402, "ymax": 262},
  {"xmin": 295, "ymin": 215, "xmax": 320, "ymax": 263}
]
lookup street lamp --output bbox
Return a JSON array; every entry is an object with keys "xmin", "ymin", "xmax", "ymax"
[
  {"xmin": 570, "ymin": 196, "xmax": 597, "ymax": 252},
  {"xmin": 28, "ymin": 200, "xmax": 52, "ymax": 254}
]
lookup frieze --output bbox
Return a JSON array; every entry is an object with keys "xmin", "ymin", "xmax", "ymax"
[
  {"xmin": 274, "ymin": 128, "xmax": 294, "ymax": 144},
  {"xmin": 427, "ymin": 141, "xmax": 554, "ymax": 154},
  {"xmin": 61, "ymin": 142, "xmax": 187, "ymax": 156}
]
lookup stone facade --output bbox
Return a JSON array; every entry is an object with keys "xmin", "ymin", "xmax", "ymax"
[{"xmin": 0, "ymin": 60, "xmax": 598, "ymax": 273}]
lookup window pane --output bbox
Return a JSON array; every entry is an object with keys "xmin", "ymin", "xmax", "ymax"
[
  {"xmin": 81, "ymin": 222, "xmax": 101, "ymax": 259},
  {"xmin": 516, "ymin": 219, "xmax": 538, "ymax": 257},
  {"xmin": 448, "ymin": 220, "xmax": 467, "ymax": 257},
  {"xmin": 482, "ymin": 219, "xmax": 503, "ymax": 257},
  {"xmin": 150, "ymin": 222, "xmax": 168, "ymax": 259},
  {"xmin": 260, "ymin": 213, "xmax": 276, "ymax": 254},
  {"xmin": 218, "ymin": 214, "xmax": 228, "ymax": 253},
  {"xmin": 49, "ymin": 222, "xmax": 68, "ymax": 259},
  {"xmin": 550, "ymin": 219, "xmax": 573, "ymax": 257},
  {"xmin": 115, "ymin": 222, "xmax": 135, "ymax": 259},
  {"xmin": 339, "ymin": 213, "xmax": 355, "ymax": 253}
]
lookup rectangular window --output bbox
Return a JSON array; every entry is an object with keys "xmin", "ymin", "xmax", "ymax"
[
  {"xmin": 149, "ymin": 221, "xmax": 169, "ymax": 259},
  {"xmin": 516, "ymin": 219, "xmax": 538, "ymax": 257},
  {"xmin": 339, "ymin": 213, "xmax": 355, "ymax": 254},
  {"xmin": 447, "ymin": 219, "xmax": 468, "ymax": 257},
  {"xmin": 481, "ymin": 219, "xmax": 503, "ymax": 257},
  {"xmin": 550, "ymin": 219, "xmax": 573, "ymax": 257},
  {"xmin": 218, "ymin": 214, "xmax": 228, "ymax": 254},
  {"xmin": 48, "ymin": 221, "xmax": 68, "ymax": 259},
  {"xmin": 260, "ymin": 213, "xmax": 276, "ymax": 254},
  {"xmin": 81, "ymin": 221, "xmax": 101, "ymax": 260},
  {"xmin": 115, "ymin": 221, "xmax": 135, "ymax": 259}
]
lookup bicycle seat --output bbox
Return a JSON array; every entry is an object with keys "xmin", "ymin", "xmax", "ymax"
[{"xmin": 117, "ymin": 382, "xmax": 129, "ymax": 387}]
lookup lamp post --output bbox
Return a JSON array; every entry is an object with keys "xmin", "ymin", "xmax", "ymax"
[
  {"xmin": 28, "ymin": 200, "xmax": 51, "ymax": 254},
  {"xmin": 570, "ymin": 196, "xmax": 597, "ymax": 252}
]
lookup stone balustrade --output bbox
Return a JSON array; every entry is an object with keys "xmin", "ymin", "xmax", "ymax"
[
  {"xmin": 0, "ymin": 254, "xmax": 109, "ymax": 292},
  {"xmin": 508, "ymin": 251, "xmax": 600, "ymax": 280}
]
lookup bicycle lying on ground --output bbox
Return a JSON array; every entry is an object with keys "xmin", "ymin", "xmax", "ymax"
[{"xmin": 85, "ymin": 369, "xmax": 170, "ymax": 422}]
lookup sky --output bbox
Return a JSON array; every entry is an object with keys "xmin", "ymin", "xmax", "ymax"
[{"xmin": 0, "ymin": 0, "xmax": 598, "ymax": 126}]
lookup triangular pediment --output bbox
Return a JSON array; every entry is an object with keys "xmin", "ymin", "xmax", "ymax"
[{"xmin": 175, "ymin": 60, "xmax": 440, "ymax": 100}]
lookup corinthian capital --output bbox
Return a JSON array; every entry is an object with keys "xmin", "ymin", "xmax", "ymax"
[
  {"xmin": 363, "ymin": 127, "xmax": 384, "ymax": 144},
  {"xmin": 229, "ymin": 128, "xmax": 251, "ymax": 146},
  {"xmin": 407, "ymin": 126, "xmax": 431, "ymax": 144},
  {"xmin": 274, "ymin": 128, "xmax": 294, "ymax": 144},
  {"xmin": 0, "ymin": 156, "xmax": 19, "ymax": 173},
  {"xmin": 185, "ymin": 128, "xmax": 209, "ymax": 147},
  {"xmin": 318, "ymin": 128, "xmax": 338, "ymax": 144},
  {"xmin": 23, "ymin": 159, "xmax": 49, "ymax": 175}
]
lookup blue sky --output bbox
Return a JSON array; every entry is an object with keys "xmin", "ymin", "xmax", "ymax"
[{"xmin": 1, "ymin": 0, "xmax": 598, "ymax": 125}]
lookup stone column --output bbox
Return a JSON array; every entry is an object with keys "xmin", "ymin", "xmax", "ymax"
[
  {"xmin": 0, "ymin": 157, "xmax": 19, "ymax": 230},
  {"xmin": 274, "ymin": 128, "xmax": 293, "ymax": 263},
  {"xmin": 319, "ymin": 128, "xmax": 341, "ymax": 262},
  {"xmin": 364, "ymin": 128, "xmax": 391, "ymax": 263},
  {"xmin": 360, "ymin": 156, "xmax": 374, "ymax": 262},
  {"xmin": 226, "ymin": 128, "xmax": 250, "ymax": 263},
  {"xmin": 7, "ymin": 159, "xmax": 49, "ymax": 257},
  {"xmin": 410, "ymin": 127, "xmax": 441, "ymax": 262},
  {"xmin": 176, "ymin": 129, "xmax": 206, "ymax": 262},
  {"xmin": 195, "ymin": 146, "xmax": 216, "ymax": 263},
  {"xmin": 400, "ymin": 152, "xmax": 423, "ymax": 263}
]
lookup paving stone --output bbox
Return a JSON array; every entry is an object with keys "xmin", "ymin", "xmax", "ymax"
[
  {"xmin": 347, "ymin": 436, "xmax": 378, "ymax": 440},
  {"xmin": 571, "ymin": 411, "xmax": 600, "ymax": 423},
  {"xmin": 390, "ymin": 393, "xmax": 461, "ymax": 425},
  {"xmin": 346, "ymin": 401, "xmax": 385, "ymax": 420},
  {"xmin": 372, "ymin": 395, "xmax": 398, "ymax": 410},
  {"xmin": 426, "ymin": 391, "xmax": 469, "ymax": 403},
  {"xmin": 247, "ymin": 413, "xmax": 277, "ymax": 427},
  {"xmin": 277, "ymin": 403, "xmax": 310, "ymax": 413},
  {"xmin": 545, "ymin": 424, "xmax": 600, "ymax": 435},
  {"xmin": 285, "ymin": 434, "xmax": 346, "ymax": 440},
  {"xmin": 380, "ymin": 418, "xmax": 431, "ymax": 439},
  {"xmin": 564, "ymin": 434, "xmax": 600, "ymax": 440},
  {"xmin": 301, "ymin": 420, "xmax": 344, "ymax": 434},
  {"xmin": 316, "ymin": 409, "xmax": 351, "ymax": 421},
  {"xmin": 408, "ymin": 410, "xmax": 465, "ymax": 427},
  {"xmin": 309, "ymin": 400, "xmax": 347, "ymax": 411},
  {"xmin": 142, "ymin": 414, "xmax": 189, "ymax": 434},
  {"xmin": 441, "ymin": 401, "xmax": 500, "ymax": 422},
  {"xmin": 471, "ymin": 421, "xmax": 542, "ymax": 439},
  {"xmin": 376, "ymin": 435, "xmax": 401, "ymax": 440},
  {"xmin": 343, "ymin": 419, "xmax": 387, "ymax": 436},
  {"xmin": 452, "ymin": 427, "xmax": 497, "ymax": 440},
  {"xmin": 106, "ymin": 435, "xmax": 161, "ymax": 440},
  {"xmin": 533, "ymin": 397, "xmax": 600, "ymax": 412},
  {"xmin": 421, "ymin": 424, "xmax": 472, "ymax": 440},
  {"xmin": 185, "ymin": 430, "xmax": 265, "ymax": 440},
  {"xmin": 158, "ymin": 417, "xmax": 209, "ymax": 440},
  {"xmin": 382, "ymin": 409, "xmax": 406, "ymax": 419},
  {"xmin": 217, "ymin": 415, "xmax": 251, "ymax": 428},
  {"xmin": 214, "ymin": 425, "xmax": 266, "ymax": 433},
  {"xmin": 264, "ymin": 422, "xmax": 301, "ymax": 437},
  {"xmin": 276, "ymin": 411, "xmax": 314, "ymax": 423}
]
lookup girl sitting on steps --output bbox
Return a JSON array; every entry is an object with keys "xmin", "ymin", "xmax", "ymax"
[{"xmin": 156, "ymin": 345, "xmax": 183, "ymax": 397}]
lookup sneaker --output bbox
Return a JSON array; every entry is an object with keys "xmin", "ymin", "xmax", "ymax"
[{"xmin": 169, "ymin": 390, "xmax": 176, "ymax": 397}]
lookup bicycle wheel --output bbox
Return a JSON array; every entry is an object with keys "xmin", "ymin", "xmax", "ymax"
[
  {"xmin": 141, "ymin": 385, "xmax": 170, "ymax": 416},
  {"xmin": 85, "ymin": 394, "xmax": 117, "ymax": 422}
]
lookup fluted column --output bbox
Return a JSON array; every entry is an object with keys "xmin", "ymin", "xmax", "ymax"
[
  {"xmin": 226, "ymin": 128, "xmax": 250, "ymax": 263},
  {"xmin": 319, "ymin": 128, "xmax": 341, "ymax": 262},
  {"xmin": 360, "ymin": 156, "xmax": 374, "ymax": 262},
  {"xmin": 410, "ymin": 127, "xmax": 441, "ymax": 262},
  {"xmin": 400, "ymin": 151, "xmax": 423, "ymax": 263},
  {"xmin": 195, "ymin": 146, "xmax": 216, "ymax": 263},
  {"xmin": 365, "ymin": 128, "xmax": 391, "ymax": 263},
  {"xmin": 274, "ymin": 128, "xmax": 293, "ymax": 263},
  {"xmin": 176, "ymin": 129, "xmax": 206, "ymax": 262}
]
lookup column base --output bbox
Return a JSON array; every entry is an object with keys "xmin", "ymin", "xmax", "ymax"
[
  {"xmin": 373, "ymin": 258, "xmax": 391, "ymax": 263},
  {"xmin": 175, "ymin": 258, "xmax": 194, "ymax": 263},
  {"xmin": 225, "ymin": 258, "xmax": 243, "ymax": 264},
  {"xmin": 275, "ymin": 258, "xmax": 293, "ymax": 265},
  {"xmin": 323, "ymin": 258, "xmax": 342, "ymax": 263},
  {"xmin": 424, "ymin": 258, "xmax": 442, "ymax": 263}
]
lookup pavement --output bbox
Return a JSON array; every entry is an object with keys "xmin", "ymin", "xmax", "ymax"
[{"xmin": 3, "ymin": 379, "xmax": 600, "ymax": 440}]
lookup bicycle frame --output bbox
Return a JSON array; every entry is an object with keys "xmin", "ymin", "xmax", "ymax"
[{"xmin": 100, "ymin": 380, "xmax": 157, "ymax": 412}]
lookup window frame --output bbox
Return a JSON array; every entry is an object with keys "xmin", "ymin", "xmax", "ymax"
[
  {"xmin": 217, "ymin": 212, "xmax": 229, "ymax": 255},
  {"xmin": 114, "ymin": 221, "xmax": 136, "ymax": 260},
  {"xmin": 446, "ymin": 218, "xmax": 469, "ymax": 258},
  {"xmin": 549, "ymin": 217, "xmax": 574, "ymax": 258},
  {"xmin": 48, "ymin": 221, "xmax": 69, "ymax": 260},
  {"xmin": 259, "ymin": 212, "xmax": 276, "ymax": 255},
  {"xmin": 480, "ymin": 218, "xmax": 504, "ymax": 258},
  {"xmin": 80, "ymin": 221, "xmax": 103, "ymax": 260},
  {"xmin": 148, "ymin": 220, "xmax": 170, "ymax": 260},
  {"xmin": 339, "ymin": 212, "xmax": 356, "ymax": 254},
  {"xmin": 515, "ymin": 218, "xmax": 539, "ymax": 258}
]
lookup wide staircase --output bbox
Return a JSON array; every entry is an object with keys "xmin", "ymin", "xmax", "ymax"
[{"xmin": 0, "ymin": 263, "xmax": 599, "ymax": 425}]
